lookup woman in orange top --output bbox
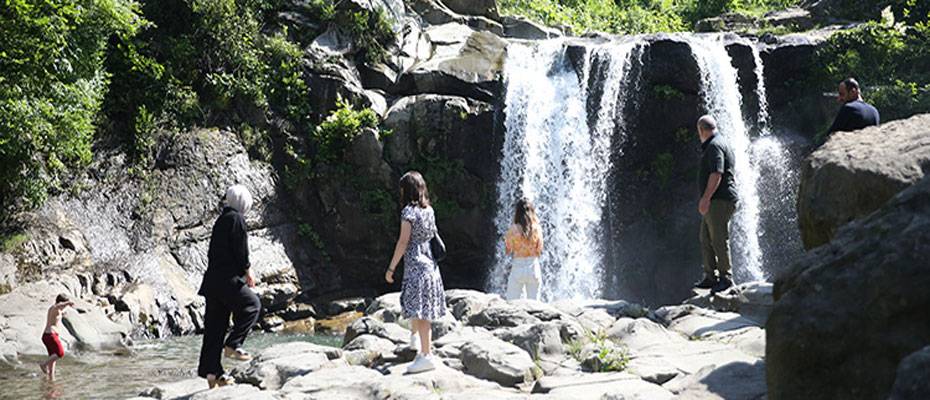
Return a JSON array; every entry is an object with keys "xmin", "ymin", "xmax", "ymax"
[{"xmin": 504, "ymin": 198, "xmax": 544, "ymax": 300}]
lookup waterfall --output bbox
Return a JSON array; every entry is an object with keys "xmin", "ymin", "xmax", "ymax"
[
  {"xmin": 747, "ymin": 42, "xmax": 805, "ymax": 277},
  {"xmin": 685, "ymin": 35, "xmax": 765, "ymax": 282},
  {"xmin": 488, "ymin": 39, "xmax": 641, "ymax": 301}
]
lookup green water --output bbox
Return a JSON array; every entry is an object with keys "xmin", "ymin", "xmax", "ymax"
[{"xmin": 0, "ymin": 333, "xmax": 342, "ymax": 400}]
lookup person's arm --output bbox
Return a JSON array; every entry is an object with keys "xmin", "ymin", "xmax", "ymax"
[
  {"xmin": 504, "ymin": 227, "xmax": 514, "ymax": 255},
  {"xmin": 385, "ymin": 221, "xmax": 412, "ymax": 284},
  {"xmin": 230, "ymin": 215, "xmax": 254, "ymax": 286},
  {"xmin": 699, "ymin": 145, "xmax": 725, "ymax": 215},
  {"xmin": 826, "ymin": 105, "xmax": 851, "ymax": 134},
  {"xmin": 699, "ymin": 173, "xmax": 722, "ymax": 215}
]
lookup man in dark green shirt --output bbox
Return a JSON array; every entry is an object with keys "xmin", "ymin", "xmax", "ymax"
[{"xmin": 695, "ymin": 115, "xmax": 738, "ymax": 293}]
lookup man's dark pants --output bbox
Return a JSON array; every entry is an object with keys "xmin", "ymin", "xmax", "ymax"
[
  {"xmin": 197, "ymin": 284, "xmax": 261, "ymax": 378},
  {"xmin": 700, "ymin": 199, "xmax": 736, "ymax": 280}
]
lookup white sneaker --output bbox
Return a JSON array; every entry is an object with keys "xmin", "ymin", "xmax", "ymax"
[{"xmin": 406, "ymin": 354, "xmax": 436, "ymax": 374}]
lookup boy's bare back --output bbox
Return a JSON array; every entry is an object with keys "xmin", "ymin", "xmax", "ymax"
[{"xmin": 45, "ymin": 302, "xmax": 71, "ymax": 333}]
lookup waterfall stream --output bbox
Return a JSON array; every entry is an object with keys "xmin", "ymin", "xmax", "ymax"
[
  {"xmin": 488, "ymin": 39, "xmax": 641, "ymax": 301},
  {"xmin": 686, "ymin": 35, "xmax": 765, "ymax": 282}
]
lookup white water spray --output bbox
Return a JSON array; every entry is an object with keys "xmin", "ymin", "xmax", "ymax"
[
  {"xmin": 488, "ymin": 39, "xmax": 640, "ymax": 301},
  {"xmin": 686, "ymin": 35, "xmax": 765, "ymax": 281}
]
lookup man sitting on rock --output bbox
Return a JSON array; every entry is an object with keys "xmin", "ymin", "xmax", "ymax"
[
  {"xmin": 694, "ymin": 115, "xmax": 738, "ymax": 293},
  {"xmin": 823, "ymin": 77, "xmax": 879, "ymax": 141}
]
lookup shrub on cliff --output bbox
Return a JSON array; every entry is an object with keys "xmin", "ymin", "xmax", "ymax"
[{"xmin": 0, "ymin": 0, "xmax": 142, "ymax": 212}]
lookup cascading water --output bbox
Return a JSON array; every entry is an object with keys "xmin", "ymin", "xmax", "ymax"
[
  {"xmin": 685, "ymin": 35, "xmax": 765, "ymax": 282},
  {"xmin": 747, "ymin": 42, "xmax": 805, "ymax": 276},
  {"xmin": 488, "ymin": 39, "xmax": 641, "ymax": 301}
]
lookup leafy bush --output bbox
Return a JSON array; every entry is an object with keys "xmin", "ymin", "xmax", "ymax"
[
  {"xmin": 313, "ymin": 101, "xmax": 380, "ymax": 163},
  {"xmin": 0, "ymin": 0, "xmax": 142, "ymax": 211}
]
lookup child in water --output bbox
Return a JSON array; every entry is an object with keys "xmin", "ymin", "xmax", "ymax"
[{"xmin": 39, "ymin": 294, "xmax": 73, "ymax": 380}]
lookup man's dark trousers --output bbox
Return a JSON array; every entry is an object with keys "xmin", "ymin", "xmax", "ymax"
[
  {"xmin": 197, "ymin": 284, "xmax": 261, "ymax": 378},
  {"xmin": 700, "ymin": 199, "xmax": 736, "ymax": 279}
]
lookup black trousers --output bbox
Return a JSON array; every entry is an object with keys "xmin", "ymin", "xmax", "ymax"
[{"xmin": 197, "ymin": 284, "xmax": 261, "ymax": 378}]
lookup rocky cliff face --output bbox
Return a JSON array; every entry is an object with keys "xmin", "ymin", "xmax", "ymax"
[{"xmin": 768, "ymin": 174, "xmax": 930, "ymax": 400}]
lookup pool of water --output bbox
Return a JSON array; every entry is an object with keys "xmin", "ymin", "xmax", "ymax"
[{"xmin": 0, "ymin": 333, "xmax": 342, "ymax": 400}]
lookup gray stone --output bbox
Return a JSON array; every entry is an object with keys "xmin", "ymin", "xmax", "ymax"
[
  {"xmin": 534, "ymin": 373, "xmax": 674, "ymax": 400},
  {"xmin": 407, "ymin": 0, "xmax": 503, "ymax": 35},
  {"xmin": 396, "ymin": 26, "xmax": 506, "ymax": 102},
  {"xmin": 500, "ymin": 15, "xmax": 561, "ymax": 40},
  {"xmin": 255, "ymin": 341, "xmax": 343, "ymax": 362},
  {"xmin": 344, "ymin": 128, "xmax": 393, "ymax": 191},
  {"xmin": 493, "ymin": 321, "xmax": 565, "ymax": 361},
  {"xmin": 768, "ymin": 174, "xmax": 930, "ymax": 400},
  {"xmin": 279, "ymin": 365, "xmax": 384, "ymax": 397},
  {"xmin": 467, "ymin": 304, "xmax": 541, "ymax": 329},
  {"xmin": 62, "ymin": 302, "xmax": 129, "ymax": 351},
  {"xmin": 763, "ymin": 7, "xmax": 814, "ymax": 30},
  {"xmin": 459, "ymin": 337, "xmax": 537, "ymax": 387},
  {"xmin": 442, "ymin": 0, "xmax": 499, "ymax": 20},
  {"xmin": 889, "ymin": 346, "xmax": 930, "ymax": 400},
  {"xmin": 446, "ymin": 289, "xmax": 503, "ymax": 322},
  {"xmin": 343, "ymin": 316, "xmax": 410, "ymax": 346},
  {"xmin": 139, "ymin": 378, "xmax": 206, "ymax": 399},
  {"xmin": 343, "ymin": 333, "xmax": 396, "ymax": 354},
  {"xmin": 365, "ymin": 292, "xmax": 402, "ymax": 322},
  {"xmin": 309, "ymin": 28, "xmax": 355, "ymax": 56},
  {"xmin": 797, "ymin": 113, "xmax": 930, "ymax": 248},
  {"xmin": 231, "ymin": 350, "xmax": 330, "ymax": 390},
  {"xmin": 666, "ymin": 361, "xmax": 766, "ymax": 400}
]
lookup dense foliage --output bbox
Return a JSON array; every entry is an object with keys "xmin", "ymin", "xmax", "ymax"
[
  {"xmin": 0, "ymin": 0, "xmax": 392, "ymax": 219},
  {"xmin": 1, "ymin": 0, "xmax": 142, "ymax": 210},
  {"xmin": 498, "ymin": 0, "xmax": 800, "ymax": 34}
]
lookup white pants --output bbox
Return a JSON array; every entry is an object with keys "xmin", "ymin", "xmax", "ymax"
[{"xmin": 506, "ymin": 257, "xmax": 541, "ymax": 301}]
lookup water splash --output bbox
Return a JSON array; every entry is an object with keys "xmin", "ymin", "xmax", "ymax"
[
  {"xmin": 685, "ymin": 34, "xmax": 765, "ymax": 282},
  {"xmin": 488, "ymin": 39, "xmax": 640, "ymax": 301}
]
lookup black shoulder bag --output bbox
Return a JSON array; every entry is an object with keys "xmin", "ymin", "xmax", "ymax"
[{"xmin": 430, "ymin": 232, "xmax": 446, "ymax": 262}]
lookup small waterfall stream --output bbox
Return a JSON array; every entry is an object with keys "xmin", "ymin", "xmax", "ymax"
[
  {"xmin": 686, "ymin": 35, "xmax": 765, "ymax": 282},
  {"xmin": 488, "ymin": 39, "xmax": 642, "ymax": 301}
]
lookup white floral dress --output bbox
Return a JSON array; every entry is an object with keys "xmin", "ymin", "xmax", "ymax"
[{"xmin": 400, "ymin": 205, "xmax": 447, "ymax": 320}]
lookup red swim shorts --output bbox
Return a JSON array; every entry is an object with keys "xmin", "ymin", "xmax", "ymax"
[{"xmin": 42, "ymin": 332, "xmax": 64, "ymax": 358}]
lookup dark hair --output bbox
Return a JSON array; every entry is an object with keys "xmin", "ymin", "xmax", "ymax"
[
  {"xmin": 841, "ymin": 77, "xmax": 860, "ymax": 91},
  {"xmin": 399, "ymin": 171, "xmax": 430, "ymax": 208},
  {"xmin": 55, "ymin": 294, "xmax": 70, "ymax": 304},
  {"xmin": 514, "ymin": 197, "xmax": 542, "ymax": 243}
]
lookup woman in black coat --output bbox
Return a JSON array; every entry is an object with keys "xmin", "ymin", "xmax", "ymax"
[{"xmin": 197, "ymin": 184, "xmax": 262, "ymax": 388}]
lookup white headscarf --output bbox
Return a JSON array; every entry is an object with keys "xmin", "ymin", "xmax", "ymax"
[{"xmin": 225, "ymin": 184, "xmax": 253, "ymax": 214}]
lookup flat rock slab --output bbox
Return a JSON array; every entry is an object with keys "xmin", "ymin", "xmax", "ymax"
[
  {"xmin": 534, "ymin": 372, "xmax": 674, "ymax": 400},
  {"xmin": 231, "ymin": 351, "xmax": 331, "ymax": 390},
  {"xmin": 666, "ymin": 361, "xmax": 767, "ymax": 400}
]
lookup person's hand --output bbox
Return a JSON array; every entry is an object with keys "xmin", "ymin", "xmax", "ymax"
[
  {"xmin": 699, "ymin": 197, "xmax": 711, "ymax": 216},
  {"xmin": 246, "ymin": 272, "xmax": 256, "ymax": 288},
  {"xmin": 385, "ymin": 268, "xmax": 394, "ymax": 284}
]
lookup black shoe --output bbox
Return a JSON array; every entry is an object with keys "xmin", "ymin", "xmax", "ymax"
[
  {"xmin": 694, "ymin": 276, "xmax": 718, "ymax": 289},
  {"xmin": 711, "ymin": 276, "xmax": 733, "ymax": 293}
]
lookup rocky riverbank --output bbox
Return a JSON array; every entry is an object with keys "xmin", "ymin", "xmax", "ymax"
[{"xmin": 129, "ymin": 286, "xmax": 770, "ymax": 400}]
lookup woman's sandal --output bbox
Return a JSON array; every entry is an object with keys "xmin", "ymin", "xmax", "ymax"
[
  {"xmin": 224, "ymin": 346, "xmax": 253, "ymax": 361},
  {"xmin": 206, "ymin": 374, "xmax": 235, "ymax": 389}
]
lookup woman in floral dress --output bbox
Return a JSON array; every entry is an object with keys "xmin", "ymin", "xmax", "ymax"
[{"xmin": 385, "ymin": 171, "xmax": 447, "ymax": 373}]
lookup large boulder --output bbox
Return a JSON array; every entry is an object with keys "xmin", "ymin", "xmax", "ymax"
[
  {"xmin": 395, "ymin": 25, "xmax": 506, "ymax": 102},
  {"xmin": 231, "ymin": 350, "xmax": 330, "ymax": 390},
  {"xmin": 442, "ymin": 0, "xmax": 499, "ymax": 20},
  {"xmin": 459, "ymin": 337, "xmax": 538, "ymax": 386},
  {"xmin": 797, "ymin": 113, "xmax": 930, "ymax": 249},
  {"xmin": 767, "ymin": 175, "xmax": 930, "ymax": 400}
]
